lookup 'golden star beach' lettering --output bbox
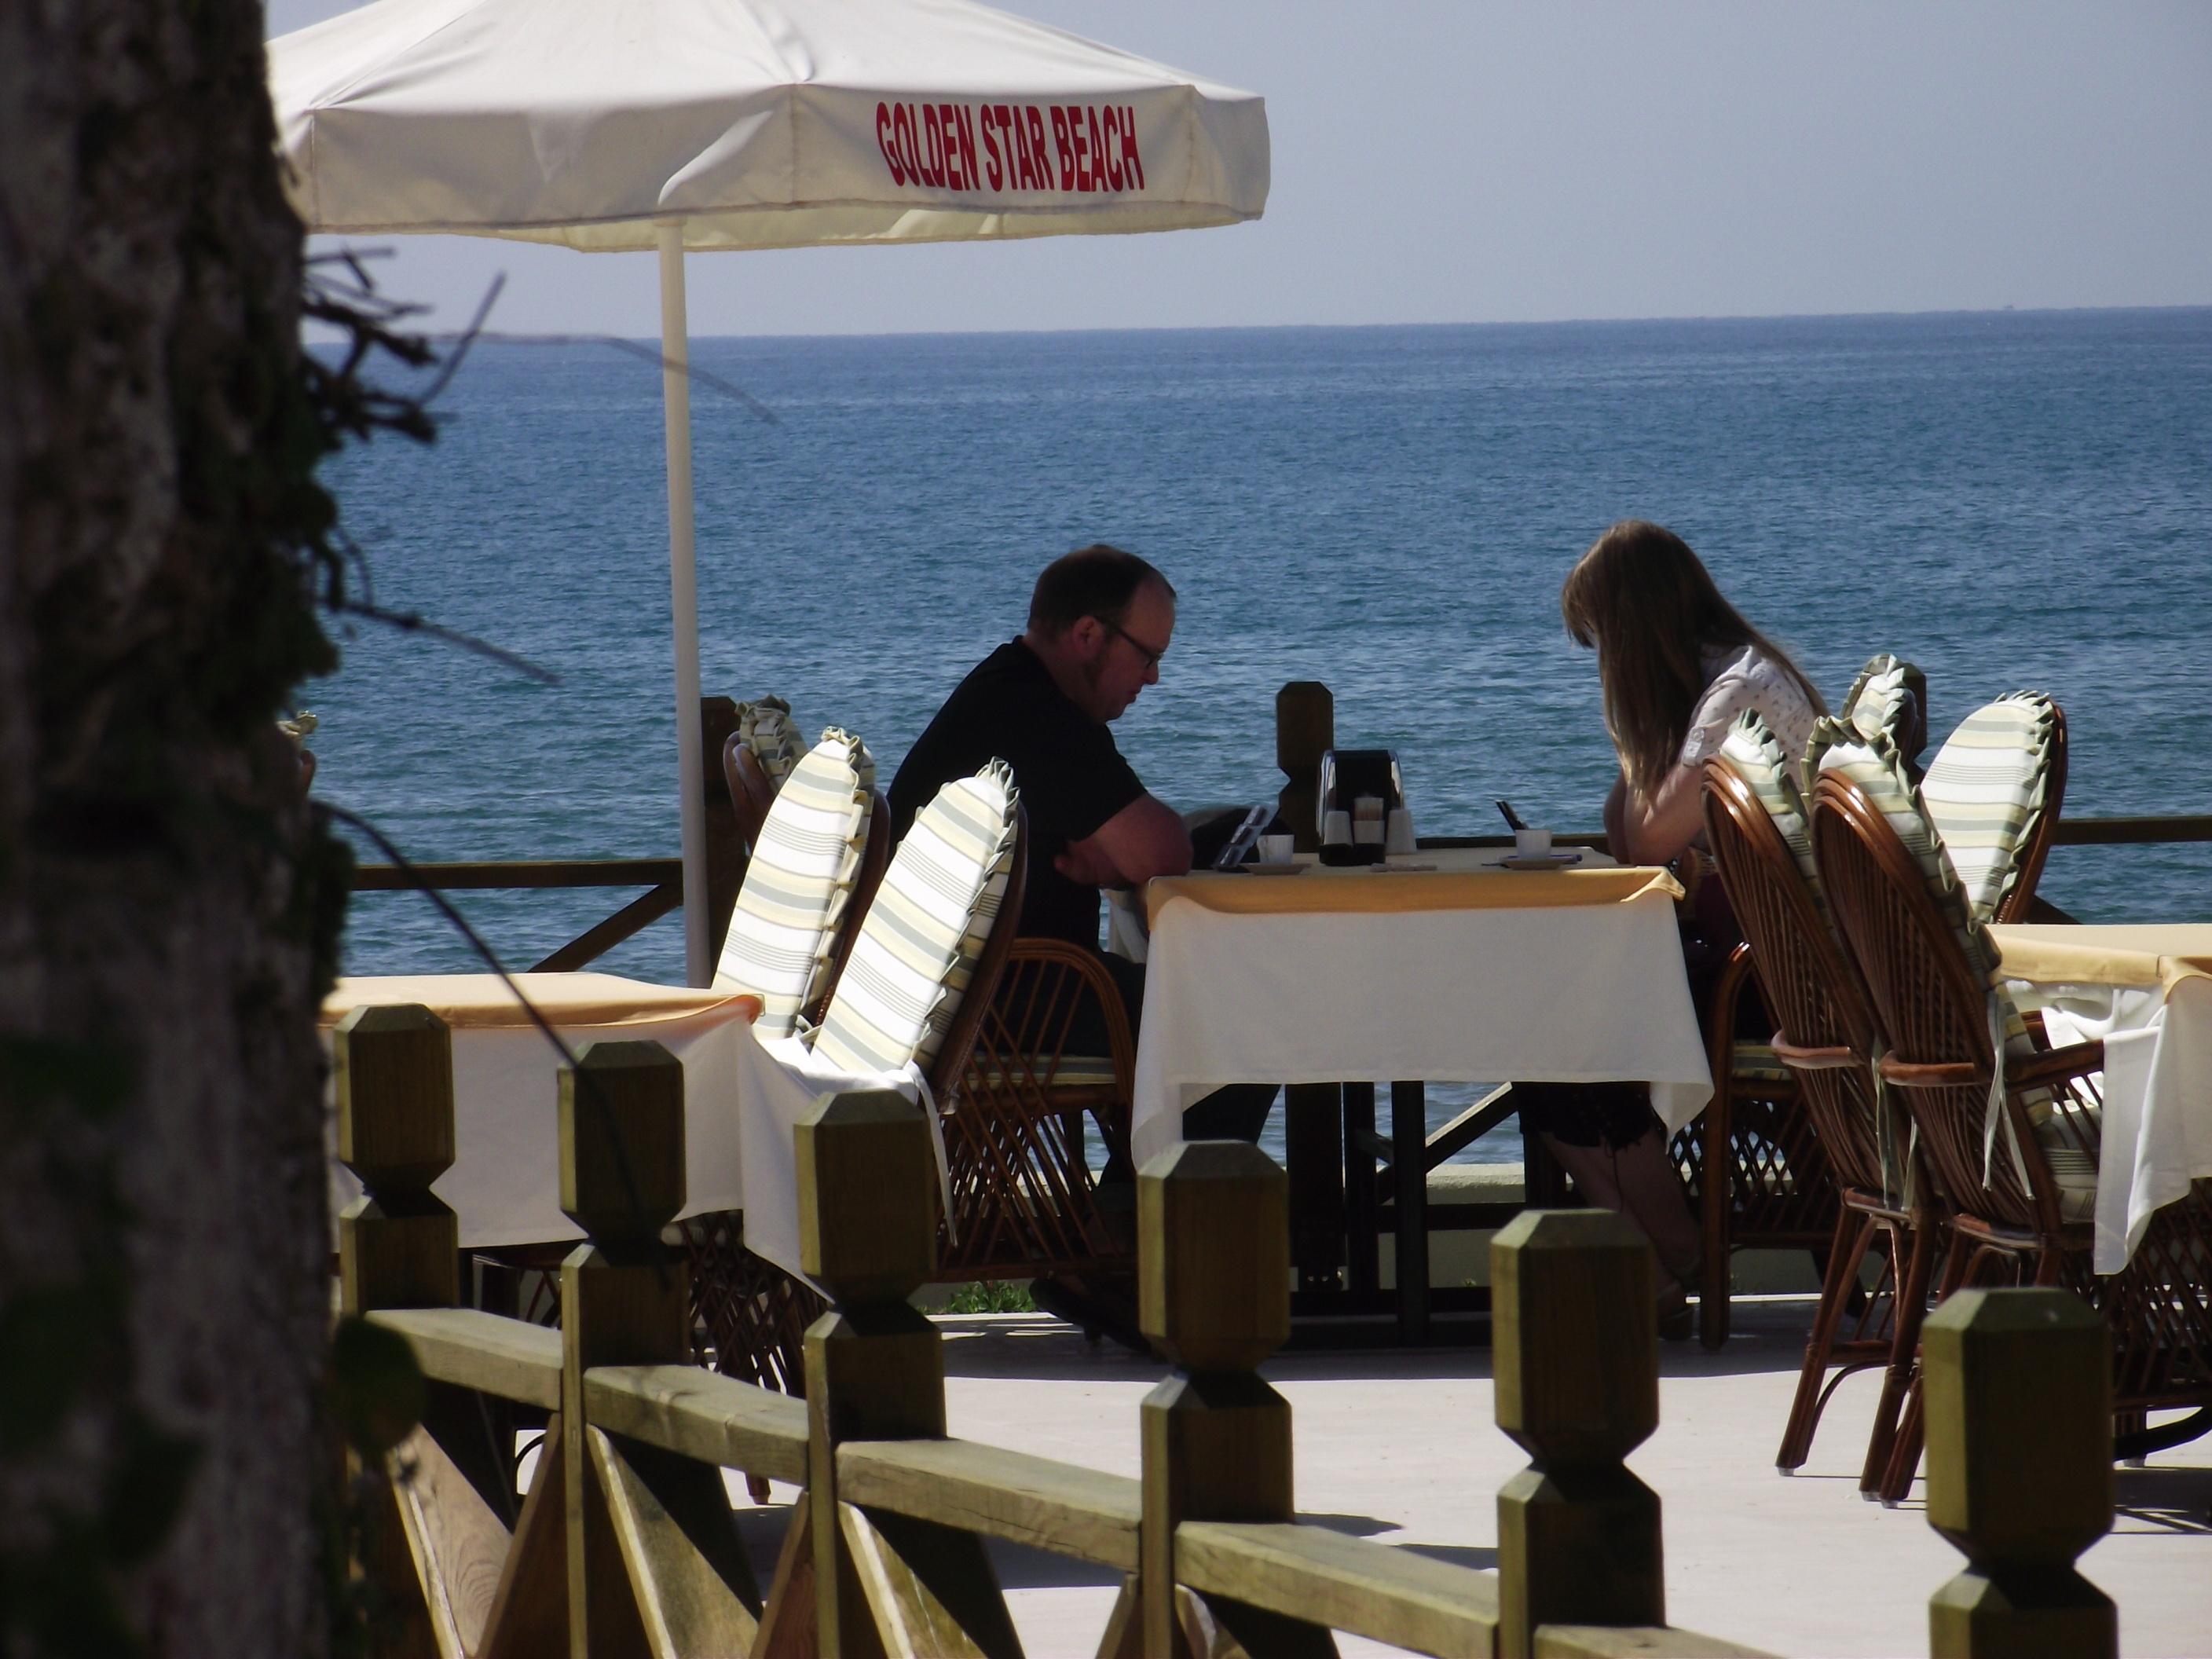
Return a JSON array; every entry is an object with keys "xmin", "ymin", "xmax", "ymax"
[{"xmin": 875, "ymin": 101, "xmax": 1145, "ymax": 195}]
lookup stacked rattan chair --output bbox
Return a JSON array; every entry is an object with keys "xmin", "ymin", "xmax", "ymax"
[
  {"xmin": 1811, "ymin": 714, "xmax": 2212, "ymax": 1501},
  {"xmin": 703, "ymin": 761, "xmax": 1030, "ymax": 1398},
  {"xmin": 683, "ymin": 725, "xmax": 890, "ymax": 1393},
  {"xmin": 1669, "ymin": 654, "xmax": 1929, "ymax": 1349},
  {"xmin": 1702, "ymin": 712, "xmax": 1932, "ymax": 1492}
]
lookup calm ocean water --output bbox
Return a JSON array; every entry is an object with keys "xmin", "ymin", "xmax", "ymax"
[{"xmin": 311, "ymin": 309, "xmax": 2212, "ymax": 1156}]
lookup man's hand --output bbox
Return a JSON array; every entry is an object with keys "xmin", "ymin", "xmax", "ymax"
[{"xmin": 1057, "ymin": 793, "xmax": 1192, "ymax": 888}]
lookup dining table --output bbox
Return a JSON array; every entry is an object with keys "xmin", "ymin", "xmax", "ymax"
[
  {"xmin": 322, "ymin": 971, "xmax": 760, "ymax": 1249},
  {"xmin": 1133, "ymin": 845, "xmax": 1715, "ymax": 1342},
  {"xmin": 1987, "ymin": 922, "xmax": 2212, "ymax": 1275}
]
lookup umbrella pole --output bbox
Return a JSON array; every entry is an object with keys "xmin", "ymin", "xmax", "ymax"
[{"xmin": 657, "ymin": 218, "xmax": 711, "ymax": 986}]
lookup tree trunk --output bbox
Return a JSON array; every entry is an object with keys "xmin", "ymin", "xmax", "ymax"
[{"xmin": 0, "ymin": 0, "xmax": 342, "ymax": 1653}]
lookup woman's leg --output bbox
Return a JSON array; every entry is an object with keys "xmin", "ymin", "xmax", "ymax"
[{"xmin": 1540, "ymin": 1125, "xmax": 1701, "ymax": 1287}]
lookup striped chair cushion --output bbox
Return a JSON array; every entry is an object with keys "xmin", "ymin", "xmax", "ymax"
[
  {"xmin": 1730, "ymin": 1041, "xmax": 1795, "ymax": 1086},
  {"xmin": 1813, "ymin": 723, "xmax": 2093, "ymax": 1210},
  {"xmin": 824, "ymin": 725, "xmax": 878, "ymax": 796},
  {"xmin": 1840, "ymin": 653, "xmax": 1925, "ymax": 749},
  {"xmin": 1918, "ymin": 692, "xmax": 2060, "ymax": 925},
  {"xmin": 711, "ymin": 730, "xmax": 871, "ymax": 1038},
  {"xmin": 810, "ymin": 761, "xmax": 1020, "ymax": 1078},
  {"xmin": 737, "ymin": 697, "xmax": 804, "ymax": 782},
  {"xmin": 1811, "ymin": 720, "xmax": 1994, "ymax": 983},
  {"xmin": 1717, "ymin": 711, "xmax": 1821, "ymax": 903}
]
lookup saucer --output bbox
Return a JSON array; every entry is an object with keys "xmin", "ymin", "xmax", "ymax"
[
  {"xmin": 1243, "ymin": 862, "xmax": 1306, "ymax": 876},
  {"xmin": 1500, "ymin": 851, "xmax": 1580, "ymax": 870}
]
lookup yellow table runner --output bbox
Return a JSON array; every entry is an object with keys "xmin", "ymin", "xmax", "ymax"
[
  {"xmin": 1144, "ymin": 858, "xmax": 1681, "ymax": 926},
  {"xmin": 320, "ymin": 971, "xmax": 758, "ymax": 1031},
  {"xmin": 1987, "ymin": 924, "xmax": 2212, "ymax": 996}
]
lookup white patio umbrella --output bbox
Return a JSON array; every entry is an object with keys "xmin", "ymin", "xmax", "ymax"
[{"xmin": 269, "ymin": 0, "xmax": 1269, "ymax": 983}]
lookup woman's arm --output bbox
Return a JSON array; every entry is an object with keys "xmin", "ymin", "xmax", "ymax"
[{"xmin": 1607, "ymin": 762, "xmax": 1706, "ymax": 866}]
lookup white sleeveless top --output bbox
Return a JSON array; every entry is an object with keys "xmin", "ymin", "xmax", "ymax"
[{"xmin": 1679, "ymin": 643, "xmax": 1819, "ymax": 769}]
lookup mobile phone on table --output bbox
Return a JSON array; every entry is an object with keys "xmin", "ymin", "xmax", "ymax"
[{"xmin": 1212, "ymin": 804, "xmax": 1276, "ymax": 870}]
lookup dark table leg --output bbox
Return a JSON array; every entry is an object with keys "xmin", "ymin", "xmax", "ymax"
[
  {"xmin": 1518, "ymin": 1090, "xmax": 1573, "ymax": 1208},
  {"xmin": 1391, "ymin": 1081, "xmax": 1429, "ymax": 1344},
  {"xmin": 1343, "ymin": 1082, "xmax": 1379, "ymax": 1298},
  {"xmin": 1284, "ymin": 1083, "xmax": 1346, "ymax": 1291}
]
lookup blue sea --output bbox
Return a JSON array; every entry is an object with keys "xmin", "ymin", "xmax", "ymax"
[{"xmin": 312, "ymin": 309, "xmax": 2212, "ymax": 1155}]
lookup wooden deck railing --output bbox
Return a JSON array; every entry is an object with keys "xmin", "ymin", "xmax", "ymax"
[
  {"xmin": 339, "ymin": 687, "xmax": 2212, "ymax": 977},
  {"xmin": 334, "ymin": 1002, "xmax": 2119, "ymax": 1658}
]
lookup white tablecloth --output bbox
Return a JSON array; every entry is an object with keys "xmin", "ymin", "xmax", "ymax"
[
  {"xmin": 1131, "ymin": 851, "xmax": 1712, "ymax": 1167},
  {"xmin": 731, "ymin": 1029, "xmax": 938, "ymax": 1285},
  {"xmin": 1990, "ymin": 924, "xmax": 2212, "ymax": 1274},
  {"xmin": 324, "ymin": 972, "xmax": 757, "ymax": 1249}
]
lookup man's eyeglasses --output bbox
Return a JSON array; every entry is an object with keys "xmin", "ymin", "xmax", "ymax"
[{"xmin": 1097, "ymin": 614, "xmax": 1167, "ymax": 673}]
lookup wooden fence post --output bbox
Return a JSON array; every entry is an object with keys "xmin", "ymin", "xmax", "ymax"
[
  {"xmin": 1492, "ymin": 1210, "xmax": 1663, "ymax": 1659},
  {"xmin": 801, "ymin": 1089, "xmax": 1020, "ymax": 1659},
  {"xmin": 336, "ymin": 1004, "xmax": 537, "ymax": 1657},
  {"xmin": 558, "ymin": 1039, "xmax": 758, "ymax": 1658},
  {"xmin": 1275, "ymin": 681, "xmax": 1335, "ymax": 855},
  {"xmin": 335, "ymin": 1003, "xmax": 459, "ymax": 1317},
  {"xmin": 1923, "ymin": 1287, "xmax": 2115, "ymax": 1659},
  {"xmin": 1137, "ymin": 1140, "xmax": 1335, "ymax": 1658}
]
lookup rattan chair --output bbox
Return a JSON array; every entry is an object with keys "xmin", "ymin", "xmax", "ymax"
[
  {"xmin": 1701, "ymin": 757, "xmax": 1936, "ymax": 1491},
  {"xmin": 943, "ymin": 938, "xmax": 1137, "ymax": 1281},
  {"xmin": 696, "ymin": 787, "xmax": 1031, "ymax": 1393},
  {"xmin": 684, "ymin": 731, "xmax": 893, "ymax": 1396},
  {"xmin": 683, "ymin": 793, "xmax": 890, "ymax": 1394},
  {"xmin": 723, "ymin": 733, "xmax": 779, "ymax": 861},
  {"xmin": 1812, "ymin": 768, "xmax": 2212, "ymax": 1501},
  {"xmin": 1665, "ymin": 936, "xmax": 1836, "ymax": 1350}
]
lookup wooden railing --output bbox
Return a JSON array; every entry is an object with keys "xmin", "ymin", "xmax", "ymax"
[
  {"xmin": 344, "ymin": 697, "xmax": 750, "ymax": 973},
  {"xmin": 334, "ymin": 1002, "xmax": 2119, "ymax": 1659},
  {"xmin": 341, "ymin": 682, "xmax": 2208, "ymax": 978}
]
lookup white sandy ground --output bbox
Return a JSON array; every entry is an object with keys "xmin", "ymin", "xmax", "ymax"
[{"xmin": 700, "ymin": 1299, "xmax": 2212, "ymax": 1658}]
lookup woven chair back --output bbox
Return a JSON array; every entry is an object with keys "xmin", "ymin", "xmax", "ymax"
[
  {"xmin": 723, "ymin": 735, "xmax": 779, "ymax": 858},
  {"xmin": 1810, "ymin": 770, "xmax": 2056, "ymax": 1233},
  {"xmin": 1701, "ymin": 760, "xmax": 1893, "ymax": 1200}
]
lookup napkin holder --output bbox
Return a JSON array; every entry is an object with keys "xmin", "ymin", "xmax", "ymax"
[{"xmin": 1317, "ymin": 749, "xmax": 1404, "ymax": 866}]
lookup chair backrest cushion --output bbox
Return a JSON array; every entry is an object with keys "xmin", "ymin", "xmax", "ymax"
[
  {"xmin": 1811, "ymin": 722, "xmax": 2055, "ymax": 1111},
  {"xmin": 736, "ymin": 697, "xmax": 804, "ymax": 783},
  {"xmin": 712, "ymin": 728, "xmax": 873, "ymax": 1037},
  {"xmin": 828, "ymin": 724, "xmax": 878, "ymax": 796},
  {"xmin": 810, "ymin": 761, "xmax": 1020, "ymax": 1077},
  {"xmin": 1808, "ymin": 720, "xmax": 1987, "ymax": 972},
  {"xmin": 1840, "ymin": 653, "xmax": 1927, "ymax": 757},
  {"xmin": 1716, "ymin": 710, "xmax": 1822, "ymax": 903},
  {"xmin": 1917, "ymin": 691, "xmax": 2060, "ymax": 925}
]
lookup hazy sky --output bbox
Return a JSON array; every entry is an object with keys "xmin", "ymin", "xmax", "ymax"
[{"xmin": 265, "ymin": 0, "xmax": 2212, "ymax": 337}]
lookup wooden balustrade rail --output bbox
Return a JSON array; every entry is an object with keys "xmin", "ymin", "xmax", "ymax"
[
  {"xmin": 335, "ymin": 684, "xmax": 2210, "ymax": 980},
  {"xmin": 335, "ymin": 1002, "xmax": 2119, "ymax": 1658}
]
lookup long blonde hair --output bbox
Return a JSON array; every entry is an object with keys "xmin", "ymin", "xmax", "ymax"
[{"xmin": 1561, "ymin": 522, "xmax": 1824, "ymax": 794}]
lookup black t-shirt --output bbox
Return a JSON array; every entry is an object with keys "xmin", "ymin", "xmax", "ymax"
[{"xmin": 889, "ymin": 639, "xmax": 1145, "ymax": 949}]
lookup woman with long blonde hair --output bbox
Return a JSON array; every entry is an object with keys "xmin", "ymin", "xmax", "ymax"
[{"xmin": 1530, "ymin": 521, "xmax": 1825, "ymax": 1334}]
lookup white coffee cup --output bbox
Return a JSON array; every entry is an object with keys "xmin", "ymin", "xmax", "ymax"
[
  {"xmin": 1514, "ymin": 826, "xmax": 1554, "ymax": 859},
  {"xmin": 1322, "ymin": 809, "xmax": 1353, "ymax": 846},
  {"xmin": 1258, "ymin": 833, "xmax": 1295, "ymax": 864},
  {"xmin": 1385, "ymin": 808, "xmax": 1416, "ymax": 855}
]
